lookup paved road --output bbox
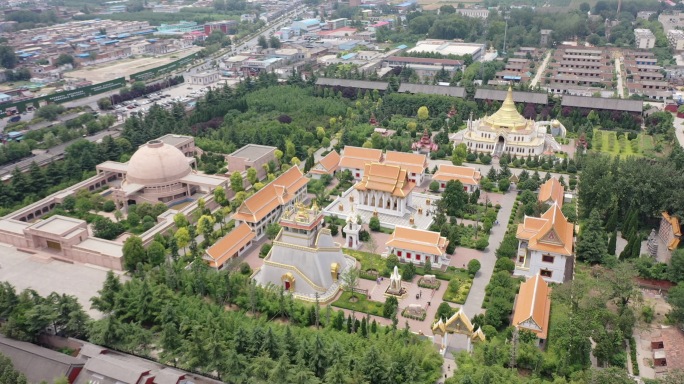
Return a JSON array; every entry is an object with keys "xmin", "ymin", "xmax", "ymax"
[
  {"xmin": 0, "ymin": 128, "xmax": 121, "ymax": 177},
  {"xmin": 427, "ymin": 158, "xmax": 573, "ymax": 183},
  {"xmin": 460, "ymin": 192, "xmax": 516, "ymax": 316},
  {"xmin": 530, "ymin": 51, "xmax": 551, "ymax": 88},
  {"xmin": 615, "ymin": 56, "xmax": 625, "ymax": 98},
  {"xmin": 674, "ymin": 115, "xmax": 684, "ymax": 149}
]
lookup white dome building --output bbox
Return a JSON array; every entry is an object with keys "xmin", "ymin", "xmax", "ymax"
[
  {"xmin": 96, "ymin": 137, "xmax": 229, "ymax": 208},
  {"xmin": 462, "ymin": 87, "xmax": 566, "ymax": 157},
  {"xmin": 126, "ymin": 140, "xmax": 192, "ymax": 185},
  {"xmin": 119, "ymin": 140, "xmax": 196, "ymax": 205}
]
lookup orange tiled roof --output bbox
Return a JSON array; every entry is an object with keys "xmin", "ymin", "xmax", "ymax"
[
  {"xmin": 354, "ymin": 162, "xmax": 415, "ymax": 197},
  {"xmin": 432, "ymin": 164, "xmax": 482, "ymax": 186},
  {"xmin": 512, "ymin": 274, "xmax": 551, "ymax": 339},
  {"xmin": 386, "ymin": 226, "xmax": 448, "ymax": 256},
  {"xmin": 339, "ymin": 146, "xmax": 383, "ymax": 170},
  {"xmin": 310, "ymin": 150, "xmax": 341, "ymax": 175},
  {"xmin": 205, "ymin": 223, "xmax": 255, "ymax": 268},
  {"xmin": 663, "ymin": 212, "xmax": 682, "ymax": 237},
  {"xmin": 233, "ymin": 166, "xmax": 309, "ymax": 223},
  {"xmin": 538, "ymin": 178, "xmax": 565, "ymax": 208},
  {"xmin": 516, "ymin": 203, "xmax": 573, "ymax": 256},
  {"xmin": 383, "ymin": 151, "xmax": 428, "ymax": 175}
]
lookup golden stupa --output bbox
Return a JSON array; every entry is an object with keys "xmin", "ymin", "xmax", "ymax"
[{"xmin": 482, "ymin": 86, "xmax": 532, "ymax": 131}]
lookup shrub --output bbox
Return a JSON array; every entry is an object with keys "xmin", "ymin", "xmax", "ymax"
[
  {"xmin": 401, "ymin": 262, "xmax": 417, "ymax": 281},
  {"xmin": 435, "ymin": 302, "xmax": 456, "ymax": 320},
  {"xmin": 429, "ymin": 180, "xmax": 439, "ymax": 192},
  {"xmin": 369, "ymin": 216, "xmax": 381, "ymax": 232},
  {"xmin": 359, "ymin": 229, "xmax": 370, "ymax": 241},
  {"xmin": 494, "ymin": 257, "xmax": 515, "ymax": 273},
  {"xmin": 239, "ymin": 262, "xmax": 252, "ymax": 275},
  {"xmin": 102, "ymin": 200, "xmax": 116, "ymax": 212},
  {"xmin": 259, "ymin": 243, "xmax": 272, "ymax": 258},
  {"xmin": 642, "ymin": 305, "xmax": 654, "ymax": 323},
  {"xmin": 383, "ymin": 296, "xmax": 399, "ymax": 318},
  {"xmin": 467, "ymin": 259, "xmax": 481, "ymax": 276},
  {"xmin": 475, "ymin": 238, "xmax": 489, "ymax": 250}
]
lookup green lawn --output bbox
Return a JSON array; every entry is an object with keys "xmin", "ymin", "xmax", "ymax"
[
  {"xmin": 442, "ymin": 274, "xmax": 474, "ymax": 304},
  {"xmin": 332, "ymin": 291, "xmax": 386, "ymax": 317},
  {"xmin": 591, "ymin": 129, "xmax": 655, "ymax": 158},
  {"xmin": 343, "ymin": 248, "xmax": 470, "ymax": 281}
]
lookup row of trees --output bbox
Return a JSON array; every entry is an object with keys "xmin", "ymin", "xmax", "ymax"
[
  {"xmin": 0, "ymin": 282, "xmax": 89, "ymax": 343},
  {"xmin": 87, "ymin": 262, "xmax": 443, "ymax": 382}
]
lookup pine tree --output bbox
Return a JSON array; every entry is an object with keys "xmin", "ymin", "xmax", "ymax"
[
  {"xmin": 605, "ymin": 204, "xmax": 618, "ymax": 232},
  {"xmin": 631, "ymin": 232, "xmax": 642, "ymax": 258},
  {"xmin": 607, "ymin": 229, "xmax": 617, "ymax": 255}
]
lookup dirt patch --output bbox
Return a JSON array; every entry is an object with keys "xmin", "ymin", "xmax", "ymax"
[{"xmin": 64, "ymin": 47, "xmax": 201, "ymax": 83}]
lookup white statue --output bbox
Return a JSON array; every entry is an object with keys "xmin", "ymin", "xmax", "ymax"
[{"xmin": 388, "ymin": 265, "xmax": 402, "ymax": 294}]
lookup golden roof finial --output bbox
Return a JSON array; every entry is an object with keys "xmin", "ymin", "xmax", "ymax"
[{"xmin": 483, "ymin": 84, "xmax": 528, "ymax": 131}]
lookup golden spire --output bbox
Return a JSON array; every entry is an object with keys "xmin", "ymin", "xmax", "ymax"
[{"xmin": 483, "ymin": 85, "xmax": 529, "ymax": 131}]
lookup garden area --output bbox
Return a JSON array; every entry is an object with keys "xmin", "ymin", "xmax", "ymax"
[
  {"xmin": 342, "ymin": 248, "xmax": 473, "ymax": 301},
  {"xmin": 331, "ymin": 291, "xmax": 385, "ymax": 317},
  {"xmin": 591, "ymin": 129, "xmax": 656, "ymax": 158},
  {"xmin": 441, "ymin": 270, "xmax": 474, "ymax": 304}
]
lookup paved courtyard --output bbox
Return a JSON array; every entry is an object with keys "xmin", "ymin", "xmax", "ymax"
[{"xmin": 0, "ymin": 244, "xmax": 120, "ymax": 318}]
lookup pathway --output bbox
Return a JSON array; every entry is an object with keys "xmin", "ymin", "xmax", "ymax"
[
  {"xmin": 460, "ymin": 191, "xmax": 516, "ymax": 316},
  {"xmin": 674, "ymin": 115, "xmax": 684, "ymax": 149},
  {"xmin": 615, "ymin": 56, "xmax": 625, "ymax": 99},
  {"xmin": 427, "ymin": 158, "xmax": 574, "ymax": 184},
  {"xmin": 530, "ymin": 51, "xmax": 552, "ymax": 88}
]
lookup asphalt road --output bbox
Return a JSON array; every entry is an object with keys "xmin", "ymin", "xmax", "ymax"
[{"xmin": 0, "ymin": 127, "xmax": 121, "ymax": 178}]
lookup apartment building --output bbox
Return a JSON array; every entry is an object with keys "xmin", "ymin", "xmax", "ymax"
[
  {"xmin": 542, "ymin": 46, "xmax": 614, "ymax": 94},
  {"xmin": 668, "ymin": 29, "xmax": 684, "ymax": 51},
  {"xmin": 623, "ymin": 50, "xmax": 670, "ymax": 100},
  {"xmin": 635, "ymin": 28, "xmax": 656, "ymax": 49}
]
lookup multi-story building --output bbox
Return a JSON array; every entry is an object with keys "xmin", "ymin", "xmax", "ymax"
[
  {"xmin": 623, "ymin": 50, "xmax": 669, "ymax": 100},
  {"xmin": 354, "ymin": 162, "xmax": 415, "ymax": 217},
  {"xmin": 667, "ymin": 29, "xmax": 684, "ymax": 51},
  {"xmin": 455, "ymin": 8, "xmax": 488, "ymax": 19},
  {"xmin": 542, "ymin": 46, "xmax": 614, "ymax": 93},
  {"xmin": 515, "ymin": 204, "xmax": 574, "ymax": 284},
  {"xmin": 635, "ymin": 28, "xmax": 656, "ymax": 49},
  {"xmin": 204, "ymin": 20, "xmax": 238, "ymax": 35},
  {"xmin": 225, "ymin": 144, "xmax": 276, "ymax": 180},
  {"xmin": 291, "ymin": 19, "xmax": 322, "ymax": 35},
  {"xmin": 233, "ymin": 166, "xmax": 309, "ymax": 239}
]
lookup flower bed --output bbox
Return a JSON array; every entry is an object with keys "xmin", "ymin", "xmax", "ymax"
[
  {"xmin": 401, "ymin": 307, "xmax": 427, "ymax": 321},
  {"xmin": 417, "ymin": 277, "xmax": 441, "ymax": 290}
]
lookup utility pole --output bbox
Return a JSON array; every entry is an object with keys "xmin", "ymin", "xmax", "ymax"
[
  {"xmin": 502, "ymin": 12, "xmax": 510, "ymax": 56},
  {"xmin": 510, "ymin": 327, "xmax": 519, "ymax": 368}
]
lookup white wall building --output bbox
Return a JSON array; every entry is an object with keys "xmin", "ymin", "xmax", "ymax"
[
  {"xmin": 385, "ymin": 226, "xmax": 450, "ymax": 267},
  {"xmin": 515, "ymin": 204, "xmax": 574, "ymax": 284},
  {"xmin": 635, "ymin": 28, "xmax": 656, "ymax": 49},
  {"xmin": 668, "ymin": 29, "xmax": 684, "ymax": 51}
]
